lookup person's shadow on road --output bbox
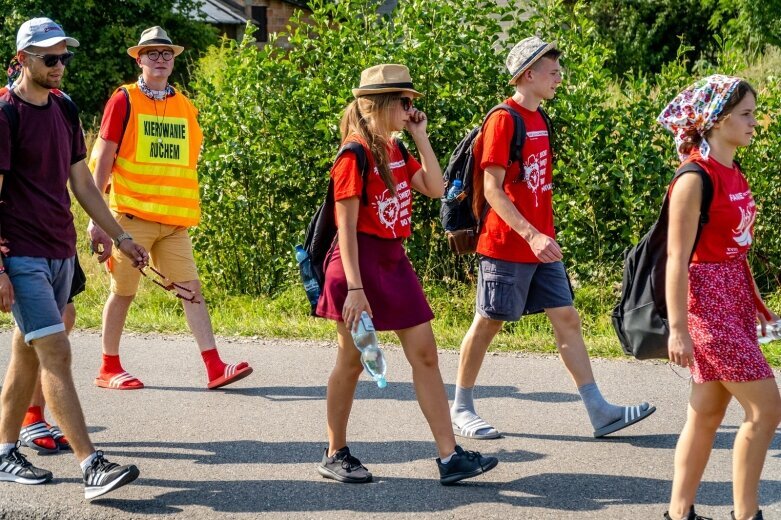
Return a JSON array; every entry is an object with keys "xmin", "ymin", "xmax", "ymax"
[
  {"xmin": 143, "ymin": 381, "xmax": 582, "ymax": 404},
  {"xmin": 78, "ymin": 471, "xmax": 781, "ymax": 515}
]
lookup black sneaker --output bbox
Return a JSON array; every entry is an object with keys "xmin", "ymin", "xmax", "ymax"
[
  {"xmin": 317, "ymin": 446, "xmax": 372, "ymax": 483},
  {"xmin": 731, "ymin": 511, "xmax": 763, "ymax": 520},
  {"xmin": 0, "ymin": 442, "xmax": 53, "ymax": 484},
  {"xmin": 664, "ymin": 506, "xmax": 712, "ymax": 520},
  {"xmin": 83, "ymin": 451, "xmax": 140, "ymax": 499},
  {"xmin": 437, "ymin": 445, "xmax": 498, "ymax": 485}
]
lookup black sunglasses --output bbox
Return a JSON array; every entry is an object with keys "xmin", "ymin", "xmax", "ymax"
[
  {"xmin": 143, "ymin": 50, "xmax": 175, "ymax": 62},
  {"xmin": 400, "ymin": 97, "xmax": 413, "ymax": 111},
  {"xmin": 24, "ymin": 50, "xmax": 74, "ymax": 68}
]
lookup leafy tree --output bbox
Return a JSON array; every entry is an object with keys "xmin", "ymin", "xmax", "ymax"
[
  {"xmin": 191, "ymin": 0, "xmax": 781, "ymax": 297},
  {"xmin": 0, "ymin": 0, "xmax": 217, "ymax": 121},
  {"xmin": 705, "ymin": 0, "xmax": 781, "ymax": 53},
  {"xmin": 562, "ymin": 0, "xmax": 718, "ymax": 75}
]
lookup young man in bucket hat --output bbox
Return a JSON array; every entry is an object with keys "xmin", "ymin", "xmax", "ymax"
[
  {"xmin": 449, "ymin": 36, "xmax": 657, "ymax": 439},
  {"xmin": 88, "ymin": 26, "xmax": 253, "ymax": 391},
  {"xmin": 0, "ymin": 17, "xmax": 145, "ymax": 498}
]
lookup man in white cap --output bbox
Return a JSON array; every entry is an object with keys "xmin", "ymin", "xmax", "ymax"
[
  {"xmin": 449, "ymin": 36, "xmax": 657, "ymax": 439},
  {"xmin": 0, "ymin": 17, "xmax": 146, "ymax": 498},
  {"xmin": 88, "ymin": 27, "xmax": 253, "ymax": 391}
]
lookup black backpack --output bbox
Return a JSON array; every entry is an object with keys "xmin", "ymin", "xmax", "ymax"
[
  {"xmin": 611, "ymin": 162, "xmax": 714, "ymax": 360},
  {"xmin": 300, "ymin": 138, "xmax": 409, "ymax": 313},
  {"xmin": 440, "ymin": 103, "xmax": 553, "ymax": 254}
]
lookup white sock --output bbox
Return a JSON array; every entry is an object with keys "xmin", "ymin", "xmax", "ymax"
[
  {"xmin": 440, "ymin": 451, "xmax": 456, "ymax": 464},
  {"xmin": 80, "ymin": 452, "xmax": 98, "ymax": 473},
  {"xmin": 0, "ymin": 442, "xmax": 15, "ymax": 456}
]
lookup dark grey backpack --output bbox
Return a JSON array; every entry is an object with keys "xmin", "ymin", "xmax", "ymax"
[{"xmin": 611, "ymin": 162, "xmax": 714, "ymax": 359}]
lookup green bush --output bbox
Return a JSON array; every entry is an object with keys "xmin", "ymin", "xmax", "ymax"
[{"xmin": 191, "ymin": 0, "xmax": 781, "ymax": 299}]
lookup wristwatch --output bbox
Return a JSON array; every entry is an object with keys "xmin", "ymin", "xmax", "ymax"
[{"xmin": 113, "ymin": 232, "xmax": 133, "ymax": 248}]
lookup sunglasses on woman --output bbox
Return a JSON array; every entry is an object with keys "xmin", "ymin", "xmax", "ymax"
[
  {"xmin": 24, "ymin": 50, "xmax": 74, "ymax": 68},
  {"xmin": 399, "ymin": 97, "xmax": 413, "ymax": 111}
]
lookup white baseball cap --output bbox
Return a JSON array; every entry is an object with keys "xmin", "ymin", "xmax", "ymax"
[{"xmin": 16, "ymin": 17, "xmax": 79, "ymax": 52}]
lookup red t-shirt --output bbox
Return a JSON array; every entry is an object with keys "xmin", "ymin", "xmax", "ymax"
[
  {"xmin": 670, "ymin": 151, "xmax": 756, "ymax": 263},
  {"xmin": 98, "ymin": 89, "xmax": 130, "ymax": 143},
  {"xmin": 331, "ymin": 136, "xmax": 422, "ymax": 239},
  {"xmin": 475, "ymin": 98, "xmax": 555, "ymax": 262}
]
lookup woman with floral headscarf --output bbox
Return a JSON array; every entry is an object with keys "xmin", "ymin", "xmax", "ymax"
[{"xmin": 659, "ymin": 75, "xmax": 781, "ymax": 520}]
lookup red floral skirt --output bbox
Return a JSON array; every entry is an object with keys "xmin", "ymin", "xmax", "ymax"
[{"xmin": 687, "ymin": 255, "xmax": 774, "ymax": 384}]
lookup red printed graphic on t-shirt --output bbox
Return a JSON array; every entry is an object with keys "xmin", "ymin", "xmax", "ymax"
[
  {"xmin": 331, "ymin": 137, "xmax": 422, "ymax": 239},
  {"xmin": 672, "ymin": 151, "xmax": 756, "ymax": 262},
  {"xmin": 475, "ymin": 98, "xmax": 555, "ymax": 263}
]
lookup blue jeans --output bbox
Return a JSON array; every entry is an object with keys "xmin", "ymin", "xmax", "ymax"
[{"xmin": 5, "ymin": 256, "xmax": 74, "ymax": 344}]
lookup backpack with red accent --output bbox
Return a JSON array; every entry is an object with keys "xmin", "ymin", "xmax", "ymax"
[{"xmin": 439, "ymin": 103, "xmax": 553, "ymax": 254}]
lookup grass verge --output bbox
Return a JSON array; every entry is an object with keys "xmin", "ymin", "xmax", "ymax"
[{"xmin": 1, "ymin": 203, "xmax": 779, "ymax": 367}]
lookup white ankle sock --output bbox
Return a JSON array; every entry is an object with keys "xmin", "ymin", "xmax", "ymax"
[
  {"xmin": 440, "ymin": 451, "xmax": 456, "ymax": 464},
  {"xmin": 0, "ymin": 442, "xmax": 15, "ymax": 456},
  {"xmin": 80, "ymin": 452, "xmax": 98, "ymax": 473}
]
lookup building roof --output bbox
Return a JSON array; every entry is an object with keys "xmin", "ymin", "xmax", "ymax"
[{"xmin": 199, "ymin": 0, "xmax": 247, "ymax": 25}]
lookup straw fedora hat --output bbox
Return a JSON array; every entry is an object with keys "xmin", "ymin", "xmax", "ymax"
[
  {"xmin": 127, "ymin": 26, "xmax": 184, "ymax": 59},
  {"xmin": 352, "ymin": 64, "xmax": 423, "ymax": 99},
  {"xmin": 506, "ymin": 36, "xmax": 557, "ymax": 85}
]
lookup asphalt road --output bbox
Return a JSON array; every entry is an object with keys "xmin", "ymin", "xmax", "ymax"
[{"xmin": 0, "ymin": 330, "xmax": 779, "ymax": 519}]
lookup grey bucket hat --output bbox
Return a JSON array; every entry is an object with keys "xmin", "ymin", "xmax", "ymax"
[{"xmin": 506, "ymin": 36, "xmax": 557, "ymax": 85}]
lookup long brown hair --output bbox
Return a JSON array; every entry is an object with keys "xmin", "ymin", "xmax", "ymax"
[
  {"xmin": 680, "ymin": 80, "xmax": 757, "ymax": 155},
  {"xmin": 340, "ymin": 93, "xmax": 401, "ymax": 195}
]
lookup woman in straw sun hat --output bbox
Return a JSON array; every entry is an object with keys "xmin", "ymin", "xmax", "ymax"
[
  {"xmin": 314, "ymin": 63, "xmax": 498, "ymax": 485},
  {"xmin": 659, "ymin": 75, "xmax": 781, "ymax": 520}
]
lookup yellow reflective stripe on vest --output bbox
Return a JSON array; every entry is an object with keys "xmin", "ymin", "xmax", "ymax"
[
  {"xmin": 115, "ymin": 156, "xmax": 199, "ymax": 185},
  {"xmin": 112, "ymin": 172, "xmax": 199, "ymax": 201},
  {"xmin": 111, "ymin": 193, "xmax": 200, "ymax": 220}
]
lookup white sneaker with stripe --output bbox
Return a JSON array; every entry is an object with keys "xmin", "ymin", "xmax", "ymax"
[
  {"xmin": 83, "ymin": 451, "xmax": 140, "ymax": 499},
  {"xmin": 0, "ymin": 442, "xmax": 53, "ymax": 484}
]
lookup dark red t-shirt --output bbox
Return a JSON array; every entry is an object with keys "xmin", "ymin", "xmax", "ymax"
[
  {"xmin": 0, "ymin": 90, "xmax": 85, "ymax": 259},
  {"xmin": 475, "ymin": 98, "xmax": 555, "ymax": 262},
  {"xmin": 670, "ymin": 151, "xmax": 756, "ymax": 262},
  {"xmin": 331, "ymin": 136, "xmax": 422, "ymax": 239}
]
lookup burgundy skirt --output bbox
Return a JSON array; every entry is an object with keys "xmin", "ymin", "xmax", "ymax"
[
  {"xmin": 687, "ymin": 255, "xmax": 774, "ymax": 384},
  {"xmin": 315, "ymin": 233, "xmax": 434, "ymax": 331}
]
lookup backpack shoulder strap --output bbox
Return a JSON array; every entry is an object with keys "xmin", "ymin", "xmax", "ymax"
[
  {"xmin": 486, "ymin": 103, "xmax": 526, "ymax": 164},
  {"xmin": 0, "ymin": 98, "xmax": 19, "ymax": 144},
  {"xmin": 674, "ymin": 161, "xmax": 714, "ymax": 224},
  {"xmin": 539, "ymin": 107, "xmax": 554, "ymax": 153},
  {"xmin": 51, "ymin": 90, "xmax": 81, "ymax": 135},
  {"xmin": 117, "ymin": 87, "xmax": 131, "ymax": 148},
  {"xmin": 665, "ymin": 161, "xmax": 714, "ymax": 259},
  {"xmin": 335, "ymin": 140, "xmax": 370, "ymax": 206},
  {"xmin": 394, "ymin": 137, "xmax": 410, "ymax": 163}
]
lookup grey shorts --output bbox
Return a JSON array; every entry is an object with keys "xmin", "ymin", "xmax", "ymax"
[
  {"xmin": 476, "ymin": 257, "xmax": 574, "ymax": 322},
  {"xmin": 5, "ymin": 256, "xmax": 74, "ymax": 344}
]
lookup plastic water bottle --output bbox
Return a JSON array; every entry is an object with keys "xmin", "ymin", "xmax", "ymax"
[
  {"xmin": 294, "ymin": 245, "xmax": 320, "ymax": 310},
  {"xmin": 446, "ymin": 179, "xmax": 466, "ymax": 202},
  {"xmin": 351, "ymin": 311, "xmax": 388, "ymax": 388},
  {"xmin": 757, "ymin": 320, "xmax": 781, "ymax": 345}
]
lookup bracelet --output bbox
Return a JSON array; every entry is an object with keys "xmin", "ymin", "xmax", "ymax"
[{"xmin": 347, "ymin": 287, "xmax": 363, "ymax": 291}]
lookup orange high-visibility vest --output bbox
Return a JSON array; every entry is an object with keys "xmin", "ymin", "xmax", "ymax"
[{"xmin": 105, "ymin": 83, "xmax": 203, "ymax": 227}]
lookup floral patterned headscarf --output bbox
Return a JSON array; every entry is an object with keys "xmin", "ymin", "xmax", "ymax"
[{"xmin": 657, "ymin": 74, "xmax": 742, "ymax": 160}]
